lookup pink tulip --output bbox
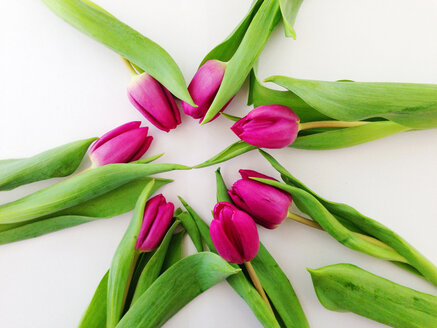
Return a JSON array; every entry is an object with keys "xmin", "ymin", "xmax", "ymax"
[
  {"xmin": 231, "ymin": 105, "xmax": 300, "ymax": 148},
  {"xmin": 136, "ymin": 194, "xmax": 175, "ymax": 252},
  {"xmin": 127, "ymin": 73, "xmax": 181, "ymax": 132},
  {"xmin": 181, "ymin": 60, "xmax": 229, "ymax": 122},
  {"xmin": 89, "ymin": 121, "xmax": 152, "ymax": 167},
  {"xmin": 210, "ymin": 202, "xmax": 259, "ymax": 264},
  {"xmin": 229, "ymin": 170, "xmax": 292, "ymax": 229}
]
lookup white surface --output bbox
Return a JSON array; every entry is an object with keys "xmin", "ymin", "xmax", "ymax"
[{"xmin": 1, "ymin": 0, "xmax": 437, "ymax": 327}]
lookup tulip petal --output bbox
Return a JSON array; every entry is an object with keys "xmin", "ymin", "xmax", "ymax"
[
  {"xmin": 140, "ymin": 202, "xmax": 174, "ymax": 251},
  {"xmin": 210, "ymin": 219, "xmax": 244, "ymax": 264},
  {"xmin": 229, "ymin": 209, "xmax": 259, "ymax": 261},
  {"xmin": 130, "ymin": 136, "xmax": 153, "ymax": 162},
  {"xmin": 239, "ymin": 169, "xmax": 275, "ymax": 181},
  {"xmin": 90, "ymin": 121, "xmax": 141, "ymax": 152},
  {"xmin": 135, "ymin": 194, "xmax": 164, "ymax": 249}
]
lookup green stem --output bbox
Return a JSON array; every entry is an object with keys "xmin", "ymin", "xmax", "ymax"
[
  {"xmin": 287, "ymin": 211, "xmax": 396, "ymax": 252},
  {"xmin": 299, "ymin": 120, "xmax": 368, "ymax": 131},
  {"xmin": 244, "ymin": 261, "xmax": 273, "ymax": 312},
  {"xmin": 122, "ymin": 57, "xmax": 138, "ymax": 77}
]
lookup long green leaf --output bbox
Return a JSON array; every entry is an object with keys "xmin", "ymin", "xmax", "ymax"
[
  {"xmin": 291, "ymin": 121, "xmax": 409, "ymax": 150},
  {"xmin": 0, "ymin": 137, "xmax": 96, "ymax": 191},
  {"xmin": 266, "ymin": 75, "xmax": 437, "ymax": 129},
  {"xmin": 131, "ymin": 221, "xmax": 181, "ymax": 304},
  {"xmin": 215, "ymin": 167, "xmax": 233, "ymax": 203},
  {"xmin": 107, "ymin": 181, "xmax": 155, "ymax": 328},
  {"xmin": 176, "ymin": 211, "xmax": 203, "ymax": 252},
  {"xmin": 278, "ymin": 0, "xmax": 303, "ymax": 38},
  {"xmin": 309, "ymin": 263, "xmax": 437, "ymax": 328},
  {"xmin": 259, "ymin": 150, "xmax": 437, "ymax": 285},
  {"xmin": 200, "ymin": 0, "xmax": 264, "ymax": 65},
  {"xmin": 0, "ymin": 163, "xmax": 188, "ymax": 224},
  {"xmin": 194, "ymin": 141, "xmax": 256, "ymax": 168},
  {"xmin": 41, "ymin": 0, "xmax": 194, "ymax": 105},
  {"xmin": 79, "ymin": 270, "xmax": 108, "ymax": 328},
  {"xmin": 161, "ymin": 230, "xmax": 185, "ymax": 272},
  {"xmin": 116, "ymin": 253, "xmax": 239, "ymax": 328},
  {"xmin": 202, "ymin": 0, "xmax": 281, "ymax": 123}
]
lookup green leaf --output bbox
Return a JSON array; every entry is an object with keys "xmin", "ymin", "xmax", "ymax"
[
  {"xmin": 0, "ymin": 178, "xmax": 171, "ymax": 245},
  {"xmin": 176, "ymin": 211, "xmax": 203, "ymax": 252},
  {"xmin": 130, "ymin": 220, "xmax": 181, "ymax": 305},
  {"xmin": 259, "ymin": 150, "xmax": 437, "ymax": 286},
  {"xmin": 200, "ymin": 0, "xmax": 264, "ymax": 65},
  {"xmin": 309, "ymin": 263, "xmax": 437, "ymax": 328},
  {"xmin": 161, "ymin": 230, "xmax": 185, "ymax": 272},
  {"xmin": 266, "ymin": 75, "xmax": 437, "ymax": 129},
  {"xmin": 252, "ymin": 244, "xmax": 310, "ymax": 328},
  {"xmin": 279, "ymin": 0, "xmax": 303, "ymax": 38},
  {"xmin": 215, "ymin": 167, "xmax": 233, "ymax": 203},
  {"xmin": 194, "ymin": 141, "xmax": 256, "ymax": 168},
  {"xmin": 41, "ymin": 0, "xmax": 194, "ymax": 105},
  {"xmin": 79, "ymin": 270, "xmax": 108, "ymax": 328},
  {"xmin": 248, "ymin": 70, "xmax": 336, "ymax": 123},
  {"xmin": 291, "ymin": 121, "xmax": 410, "ymax": 150},
  {"xmin": 116, "ymin": 253, "xmax": 239, "ymax": 328},
  {"xmin": 179, "ymin": 198, "xmax": 280, "ymax": 328},
  {"xmin": 107, "ymin": 181, "xmax": 155, "ymax": 328},
  {"xmin": 0, "ymin": 163, "xmax": 188, "ymax": 224},
  {"xmin": 0, "ymin": 137, "xmax": 96, "ymax": 191},
  {"xmin": 202, "ymin": 0, "xmax": 281, "ymax": 123}
]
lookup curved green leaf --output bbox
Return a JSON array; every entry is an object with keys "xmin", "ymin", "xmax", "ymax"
[
  {"xmin": 202, "ymin": 0, "xmax": 281, "ymax": 123},
  {"xmin": 41, "ymin": 0, "xmax": 194, "ymax": 105},
  {"xmin": 116, "ymin": 253, "xmax": 239, "ymax": 328},
  {"xmin": 161, "ymin": 230, "xmax": 185, "ymax": 272},
  {"xmin": 0, "ymin": 137, "xmax": 96, "ymax": 191},
  {"xmin": 79, "ymin": 270, "xmax": 108, "ymax": 328},
  {"xmin": 200, "ymin": 0, "xmax": 264, "ymax": 65},
  {"xmin": 278, "ymin": 0, "xmax": 303, "ymax": 38},
  {"xmin": 0, "ymin": 163, "xmax": 188, "ymax": 224},
  {"xmin": 107, "ymin": 181, "xmax": 155, "ymax": 328},
  {"xmin": 266, "ymin": 75, "xmax": 437, "ymax": 129},
  {"xmin": 176, "ymin": 211, "xmax": 203, "ymax": 252},
  {"xmin": 194, "ymin": 141, "xmax": 256, "ymax": 168},
  {"xmin": 291, "ymin": 121, "xmax": 409, "ymax": 150},
  {"xmin": 309, "ymin": 264, "xmax": 437, "ymax": 328}
]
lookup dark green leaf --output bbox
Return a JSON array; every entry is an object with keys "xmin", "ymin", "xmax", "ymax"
[
  {"xmin": 78, "ymin": 270, "xmax": 108, "ymax": 328},
  {"xmin": 194, "ymin": 141, "xmax": 256, "ymax": 168},
  {"xmin": 161, "ymin": 230, "xmax": 185, "ymax": 272},
  {"xmin": 215, "ymin": 167, "xmax": 233, "ymax": 203},
  {"xmin": 176, "ymin": 211, "xmax": 203, "ymax": 252}
]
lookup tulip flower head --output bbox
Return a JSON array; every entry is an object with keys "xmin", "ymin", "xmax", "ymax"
[
  {"xmin": 89, "ymin": 121, "xmax": 152, "ymax": 167},
  {"xmin": 136, "ymin": 194, "xmax": 175, "ymax": 252},
  {"xmin": 210, "ymin": 202, "xmax": 259, "ymax": 264},
  {"xmin": 127, "ymin": 73, "xmax": 181, "ymax": 132},
  {"xmin": 229, "ymin": 170, "xmax": 292, "ymax": 229},
  {"xmin": 182, "ymin": 60, "xmax": 229, "ymax": 122},
  {"xmin": 231, "ymin": 105, "xmax": 300, "ymax": 148}
]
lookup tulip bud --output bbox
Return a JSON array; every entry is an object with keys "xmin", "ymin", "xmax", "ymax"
[
  {"xmin": 229, "ymin": 170, "xmax": 292, "ymax": 229},
  {"xmin": 231, "ymin": 105, "xmax": 300, "ymax": 148},
  {"xmin": 210, "ymin": 202, "xmax": 259, "ymax": 264},
  {"xmin": 181, "ymin": 60, "xmax": 229, "ymax": 122},
  {"xmin": 127, "ymin": 73, "xmax": 181, "ymax": 132},
  {"xmin": 89, "ymin": 121, "xmax": 152, "ymax": 167},
  {"xmin": 136, "ymin": 194, "xmax": 175, "ymax": 252}
]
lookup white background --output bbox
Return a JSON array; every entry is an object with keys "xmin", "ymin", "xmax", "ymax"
[{"xmin": 1, "ymin": 0, "xmax": 437, "ymax": 327}]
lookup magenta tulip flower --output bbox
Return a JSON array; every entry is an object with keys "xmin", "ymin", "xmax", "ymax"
[
  {"xmin": 229, "ymin": 170, "xmax": 292, "ymax": 229},
  {"xmin": 136, "ymin": 194, "xmax": 175, "ymax": 252},
  {"xmin": 127, "ymin": 73, "xmax": 181, "ymax": 132},
  {"xmin": 181, "ymin": 60, "xmax": 230, "ymax": 122},
  {"xmin": 89, "ymin": 121, "xmax": 152, "ymax": 167},
  {"xmin": 210, "ymin": 202, "xmax": 259, "ymax": 264},
  {"xmin": 231, "ymin": 105, "xmax": 300, "ymax": 148}
]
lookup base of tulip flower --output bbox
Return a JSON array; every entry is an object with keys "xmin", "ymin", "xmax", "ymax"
[
  {"xmin": 299, "ymin": 120, "xmax": 368, "ymax": 131},
  {"xmin": 243, "ymin": 261, "xmax": 273, "ymax": 312}
]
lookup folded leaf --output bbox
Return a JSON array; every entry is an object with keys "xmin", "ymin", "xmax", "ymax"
[
  {"xmin": 116, "ymin": 253, "xmax": 239, "ymax": 328},
  {"xmin": 309, "ymin": 263, "xmax": 437, "ymax": 328},
  {"xmin": 176, "ymin": 211, "xmax": 203, "ymax": 252},
  {"xmin": 266, "ymin": 75, "xmax": 437, "ymax": 129},
  {"xmin": 278, "ymin": 0, "xmax": 303, "ymax": 38},
  {"xmin": 79, "ymin": 270, "xmax": 108, "ymax": 328},
  {"xmin": 0, "ymin": 137, "xmax": 96, "ymax": 191},
  {"xmin": 41, "ymin": 0, "xmax": 194, "ymax": 105},
  {"xmin": 161, "ymin": 230, "xmax": 185, "ymax": 272},
  {"xmin": 0, "ymin": 163, "xmax": 188, "ymax": 224},
  {"xmin": 194, "ymin": 141, "xmax": 256, "ymax": 168},
  {"xmin": 202, "ymin": 0, "xmax": 281, "ymax": 123}
]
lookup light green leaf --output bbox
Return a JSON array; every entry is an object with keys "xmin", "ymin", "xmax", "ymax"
[
  {"xmin": 309, "ymin": 264, "xmax": 437, "ymax": 328},
  {"xmin": 41, "ymin": 0, "xmax": 194, "ymax": 105},
  {"xmin": 116, "ymin": 253, "xmax": 239, "ymax": 328},
  {"xmin": 266, "ymin": 75, "xmax": 437, "ymax": 129},
  {"xmin": 279, "ymin": 0, "xmax": 303, "ymax": 38},
  {"xmin": 0, "ymin": 137, "xmax": 96, "ymax": 191},
  {"xmin": 194, "ymin": 141, "xmax": 256, "ymax": 168},
  {"xmin": 202, "ymin": 0, "xmax": 281, "ymax": 123},
  {"xmin": 79, "ymin": 270, "xmax": 108, "ymax": 328}
]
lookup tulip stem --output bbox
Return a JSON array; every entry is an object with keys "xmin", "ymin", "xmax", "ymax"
[
  {"xmin": 244, "ymin": 261, "xmax": 273, "ymax": 312},
  {"xmin": 287, "ymin": 211, "xmax": 396, "ymax": 252},
  {"xmin": 299, "ymin": 120, "xmax": 368, "ymax": 131},
  {"xmin": 122, "ymin": 57, "xmax": 138, "ymax": 77}
]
